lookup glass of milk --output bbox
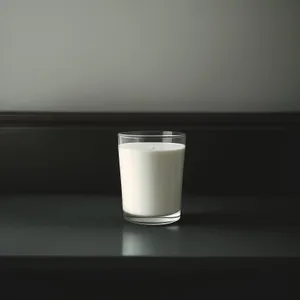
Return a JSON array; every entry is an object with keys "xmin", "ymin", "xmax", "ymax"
[{"xmin": 118, "ymin": 131, "xmax": 186, "ymax": 225}]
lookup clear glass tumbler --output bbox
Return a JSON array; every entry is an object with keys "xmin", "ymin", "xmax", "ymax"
[{"xmin": 118, "ymin": 131, "xmax": 186, "ymax": 225}]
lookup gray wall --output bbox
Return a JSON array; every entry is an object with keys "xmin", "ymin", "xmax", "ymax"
[{"xmin": 0, "ymin": 0, "xmax": 299, "ymax": 112}]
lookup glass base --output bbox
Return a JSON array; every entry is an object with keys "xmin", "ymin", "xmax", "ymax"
[{"xmin": 123, "ymin": 210, "xmax": 181, "ymax": 226}]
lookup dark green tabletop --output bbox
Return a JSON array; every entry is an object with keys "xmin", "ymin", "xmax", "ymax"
[{"xmin": 0, "ymin": 195, "xmax": 298, "ymax": 258}]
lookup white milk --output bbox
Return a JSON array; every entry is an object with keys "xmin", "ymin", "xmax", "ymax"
[{"xmin": 118, "ymin": 142, "xmax": 185, "ymax": 217}]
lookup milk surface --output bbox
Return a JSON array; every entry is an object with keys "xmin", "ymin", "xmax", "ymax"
[{"xmin": 118, "ymin": 142, "xmax": 185, "ymax": 216}]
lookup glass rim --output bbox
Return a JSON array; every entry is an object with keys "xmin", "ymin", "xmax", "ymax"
[{"xmin": 118, "ymin": 130, "xmax": 185, "ymax": 138}]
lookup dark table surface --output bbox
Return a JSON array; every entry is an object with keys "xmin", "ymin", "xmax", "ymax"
[
  {"xmin": 0, "ymin": 195, "xmax": 299, "ymax": 298},
  {"xmin": 0, "ymin": 195, "xmax": 299, "ymax": 258}
]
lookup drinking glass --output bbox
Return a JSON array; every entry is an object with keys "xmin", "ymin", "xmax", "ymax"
[{"xmin": 118, "ymin": 131, "xmax": 186, "ymax": 225}]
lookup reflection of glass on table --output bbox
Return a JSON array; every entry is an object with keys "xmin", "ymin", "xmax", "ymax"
[{"xmin": 122, "ymin": 225, "xmax": 180, "ymax": 257}]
